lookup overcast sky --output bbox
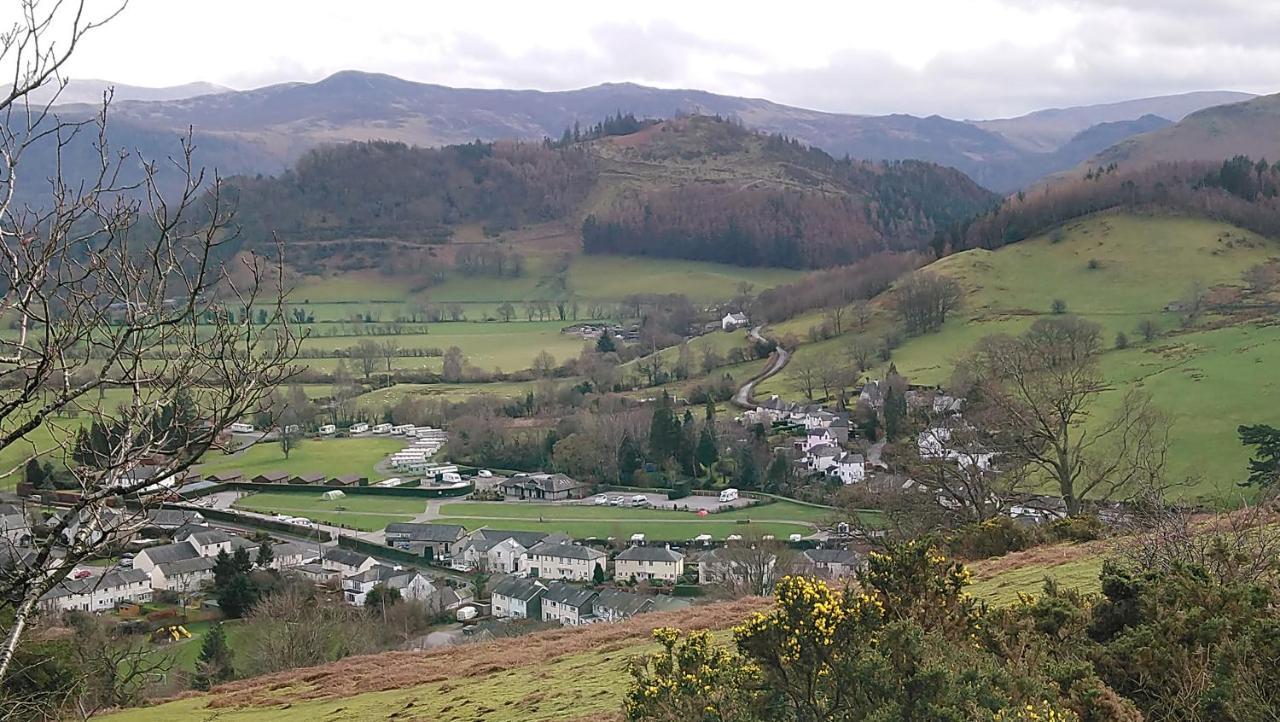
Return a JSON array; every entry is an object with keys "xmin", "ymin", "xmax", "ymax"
[{"xmin": 37, "ymin": 0, "xmax": 1280, "ymax": 118}]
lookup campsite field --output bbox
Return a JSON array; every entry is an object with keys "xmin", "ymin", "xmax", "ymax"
[{"xmin": 197, "ymin": 437, "xmax": 404, "ymax": 480}]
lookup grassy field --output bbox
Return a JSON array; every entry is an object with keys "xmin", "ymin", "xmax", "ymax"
[
  {"xmin": 197, "ymin": 437, "xmax": 404, "ymax": 480},
  {"xmin": 758, "ymin": 213, "xmax": 1280, "ymax": 503}
]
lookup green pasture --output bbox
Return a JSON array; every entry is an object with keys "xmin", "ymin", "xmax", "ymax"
[{"xmin": 197, "ymin": 437, "xmax": 404, "ymax": 480}]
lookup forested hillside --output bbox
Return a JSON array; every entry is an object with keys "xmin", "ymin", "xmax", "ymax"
[{"xmin": 221, "ymin": 115, "xmax": 997, "ymax": 270}]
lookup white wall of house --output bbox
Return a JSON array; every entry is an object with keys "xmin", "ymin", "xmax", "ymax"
[
  {"xmin": 615, "ymin": 558, "xmax": 683, "ymax": 583},
  {"xmin": 527, "ymin": 554, "xmax": 605, "ymax": 581},
  {"xmin": 492, "ymin": 593, "xmax": 537, "ymax": 619}
]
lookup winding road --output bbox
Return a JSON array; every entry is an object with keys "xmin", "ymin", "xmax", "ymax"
[{"xmin": 732, "ymin": 326, "xmax": 791, "ymax": 409}]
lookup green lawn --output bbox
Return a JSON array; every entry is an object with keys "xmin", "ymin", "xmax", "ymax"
[
  {"xmin": 439, "ymin": 499, "xmax": 833, "ymax": 523},
  {"xmin": 233, "ymin": 491, "xmax": 430, "ymax": 515},
  {"xmin": 197, "ymin": 437, "xmax": 404, "ymax": 480}
]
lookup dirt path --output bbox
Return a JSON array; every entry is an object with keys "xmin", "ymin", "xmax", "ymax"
[{"xmin": 732, "ymin": 325, "xmax": 790, "ymax": 408}]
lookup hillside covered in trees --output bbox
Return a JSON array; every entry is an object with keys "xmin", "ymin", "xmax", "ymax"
[
  {"xmin": 938, "ymin": 155, "xmax": 1280, "ymax": 254},
  {"xmin": 218, "ymin": 115, "xmax": 998, "ymax": 270}
]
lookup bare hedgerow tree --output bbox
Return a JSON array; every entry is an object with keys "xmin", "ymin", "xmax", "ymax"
[
  {"xmin": 959, "ymin": 316, "xmax": 1170, "ymax": 516},
  {"xmin": 891, "ymin": 271, "xmax": 963, "ymax": 335},
  {"xmin": 0, "ymin": 0, "xmax": 298, "ymax": 689}
]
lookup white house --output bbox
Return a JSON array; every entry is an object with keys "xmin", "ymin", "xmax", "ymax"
[
  {"xmin": 614, "ymin": 546, "xmax": 685, "ymax": 583},
  {"xmin": 341, "ymin": 564, "xmax": 437, "ymax": 606},
  {"xmin": 721, "ymin": 312, "xmax": 749, "ymax": 331},
  {"xmin": 798, "ymin": 428, "xmax": 836, "ymax": 453},
  {"xmin": 151, "ymin": 557, "xmax": 216, "ymax": 593},
  {"xmin": 453, "ymin": 536, "xmax": 527, "ymax": 574},
  {"xmin": 491, "ymin": 577, "xmax": 546, "ymax": 619},
  {"xmin": 918, "ymin": 426, "xmax": 995, "ymax": 471},
  {"xmin": 540, "ymin": 582, "xmax": 598, "ymax": 626},
  {"xmin": 320, "ymin": 547, "xmax": 378, "ymax": 576},
  {"xmin": 39, "ymin": 568, "xmax": 152, "ymax": 612},
  {"xmin": 267, "ymin": 541, "xmax": 318, "ymax": 570},
  {"xmin": 801, "ymin": 548, "xmax": 863, "ymax": 579},
  {"xmin": 133, "ymin": 541, "xmax": 201, "ymax": 576},
  {"xmin": 183, "ymin": 529, "xmax": 235, "ymax": 558},
  {"xmin": 525, "ymin": 542, "xmax": 607, "ymax": 582},
  {"xmin": 805, "ymin": 444, "xmax": 840, "ymax": 473},
  {"xmin": 829, "ymin": 453, "xmax": 866, "ymax": 485}
]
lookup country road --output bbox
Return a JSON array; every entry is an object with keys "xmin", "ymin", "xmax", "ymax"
[{"xmin": 732, "ymin": 325, "xmax": 791, "ymax": 408}]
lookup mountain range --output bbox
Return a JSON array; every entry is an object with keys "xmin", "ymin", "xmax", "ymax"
[{"xmin": 34, "ymin": 72, "xmax": 1265, "ymax": 194}]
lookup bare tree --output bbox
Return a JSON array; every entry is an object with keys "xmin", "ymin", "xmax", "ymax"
[
  {"xmin": 351, "ymin": 339, "xmax": 380, "ymax": 380},
  {"xmin": 961, "ymin": 316, "xmax": 1170, "ymax": 515},
  {"xmin": 892, "ymin": 271, "xmax": 963, "ymax": 335},
  {"xmin": 845, "ymin": 335, "xmax": 877, "ymax": 374},
  {"xmin": 849, "ymin": 299, "xmax": 873, "ymax": 330},
  {"xmin": 899, "ymin": 419, "xmax": 1030, "ymax": 522},
  {"xmin": 789, "ymin": 354, "xmax": 820, "ymax": 401},
  {"xmin": 0, "ymin": 2, "xmax": 297, "ymax": 682},
  {"xmin": 379, "ymin": 339, "xmax": 399, "ymax": 372},
  {"xmin": 706, "ymin": 540, "xmax": 799, "ymax": 598},
  {"xmin": 531, "ymin": 349, "xmax": 556, "ymax": 378}
]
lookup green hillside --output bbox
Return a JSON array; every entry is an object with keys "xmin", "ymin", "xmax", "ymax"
[{"xmin": 758, "ymin": 213, "xmax": 1280, "ymax": 503}]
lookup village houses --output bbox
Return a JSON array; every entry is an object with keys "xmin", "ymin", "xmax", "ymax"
[
  {"xmin": 491, "ymin": 577, "xmax": 546, "ymax": 619},
  {"xmin": 614, "ymin": 545, "xmax": 685, "ymax": 583},
  {"xmin": 525, "ymin": 541, "xmax": 608, "ymax": 581}
]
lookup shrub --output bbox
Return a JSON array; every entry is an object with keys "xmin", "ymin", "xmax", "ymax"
[
  {"xmin": 1087, "ymin": 258, "xmax": 1101, "ymax": 270},
  {"xmin": 948, "ymin": 516, "xmax": 1037, "ymax": 560},
  {"xmin": 1114, "ymin": 331, "xmax": 1129, "ymax": 350},
  {"xmin": 1048, "ymin": 515, "xmax": 1105, "ymax": 543},
  {"xmin": 1051, "ymin": 298, "xmax": 1068, "ymax": 314}
]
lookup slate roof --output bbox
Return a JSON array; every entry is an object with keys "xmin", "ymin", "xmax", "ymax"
[
  {"xmin": 41, "ymin": 568, "xmax": 150, "ymax": 601},
  {"xmin": 616, "ymin": 546, "xmax": 684, "ymax": 563},
  {"xmin": 385, "ymin": 523, "xmax": 466, "ymax": 542},
  {"xmin": 322, "ymin": 547, "xmax": 373, "ymax": 568},
  {"xmin": 499, "ymin": 473, "xmax": 588, "ymax": 494},
  {"xmin": 139, "ymin": 542, "xmax": 200, "ymax": 565},
  {"xmin": 542, "ymin": 582, "xmax": 597, "ymax": 609},
  {"xmin": 803, "ymin": 549, "xmax": 862, "ymax": 565},
  {"xmin": 594, "ymin": 589, "xmax": 656, "ymax": 618},
  {"xmin": 527, "ymin": 542, "xmax": 605, "ymax": 561},
  {"xmin": 157, "ymin": 556, "xmax": 215, "ymax": 576},
  {"xmin": 473, "ymin": 529, "xmax": 549, "ymax": 548},
  {"xmin": 186, "ymin": 529, "xmax": 233, "ymax": 546},
  {"xmin": 144, "ymin": 508, "xmax": 205, "ymax": 528},
  {"xmin": 492, "ymin": 577, "xmax": 546, "ymax": 602}
]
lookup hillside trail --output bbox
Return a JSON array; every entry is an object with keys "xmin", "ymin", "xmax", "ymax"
[{"xmin": 732, "ymin": 325, "xmax": 790, "ymax": 408}]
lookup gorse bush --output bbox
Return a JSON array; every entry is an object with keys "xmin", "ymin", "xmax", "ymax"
[{"xmin": 626, "ymin": 530, "xmax": 1279, "ymax": 722}]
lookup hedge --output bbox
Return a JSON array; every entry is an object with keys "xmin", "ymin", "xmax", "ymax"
[
  {"xmin": 224, "ymin": 481, "xmax": 473, "ymax": 499},
  {"xmin": 197, "ymin": 507, "xmax": 333, "ymax": 542},
  {"xmin": 337, "ymin": 535, "xmax": 426, "ymax": 565}
]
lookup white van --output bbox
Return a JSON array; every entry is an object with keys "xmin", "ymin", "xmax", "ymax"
[
  {"xmin": 630, "ymin": 494, "xmax": 649, "ymax": 508},
  {"xmin": 718, "ymin": 488, "xmax": 740, "ymax": 503}
]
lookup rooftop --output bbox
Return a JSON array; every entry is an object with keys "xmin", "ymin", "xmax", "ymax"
[{"xmin": 617, "ymin": 546, "xmax": 684, "ymax": 563}]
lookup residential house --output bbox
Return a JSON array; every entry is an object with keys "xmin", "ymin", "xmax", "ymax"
[
  {"xmin": 152, "ymin": 557, "xmax": 216, "ymax": 592},
  {"xmin": 541, "ymin": 582, "xmax": 598, "ymax": 625},
  {"xmin": 452, "ymin": 536, "xmax": 527, "ymax": 574},
  {"xmin": 252, "ymin": 471, "xmax": 290, "ymax": 484},
  {"xmin": 142, "ymin": 508, "xmax": 206, "ymax": 531},
  {"xmin": 594, "ymin": 589, "xmax": 656, "ymax": 622},
  {"xmin": 614, "ymin": 546, "xmax": 685, "ymax": 583},
  {"xmin": 321, "ymin": 547, "xmax": 378, "ymax": 576},
  {"xmin": 828, "ymin": 416, "xmax": 851, "ymax": 444},
  {"xmin": 267, "ymin": 541, "xmax": 317, "ymax": 569},
  {"xmin": 804, "ymin": 444, "xmax": 840, "ymax": 474},
  {"xmin": 0, "ymin": 504, "xmax": 30, "ymax": 547},
  {"xmin": 497, "ymin": 473, "xmax": 590, "ymax": 501},
  {"xmin": 801, "ymin": 548, "xmax": 864, "ymax": 579},
  {"xmin": 917, "ymin": 426, "xmax": 994, "ymax": 471},
  {"xmin": 695, "ymin": 548, "xmax": 779, "ymax": 591},
  {"xmin": 829, "ymin": 453, "xmax": 866, "ymax": 485},
  {"xmin": 342, "ymin": 564, "xmax": 437, "ymax": 606},
  {"xmin": 525, "ymin": 542, "xmax": 607, "ymax": 582},
  {"xmin": 290, "ymin": 562, "xmax": 336, "ymax": 584},
  {"xmin": 184, "ymin": 529, "xmax": 235, "ymax": 558},
  {"xmin": 858, "ymin": 380, "xmax": 885, "ymax": 410},
  {"xmin": 491, "ymin": 577, "xmax": 547, "ymax": 619},
  {"xmin": 798, "ymin": 428, "xmax": 836, "ymax": 453},
  {"xmin": 384, "ymin": 523, "xmax": 467, "ymax": 560},
  {"xmin": 721, "ymin": 312, "xmax": 749, "ymax": 331},
  {"xmin": 39, "ymin": 568, "xmax": 152, "ymax": 612},
  {"xmin": 132, "ymin": 540, "xmax": 201, "ymax": 576}
]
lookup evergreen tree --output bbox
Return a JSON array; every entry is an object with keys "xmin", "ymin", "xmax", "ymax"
[
  {"xmin": 704, "ymin": 399, "xmax": 717, "ymax": 423},
  {"xmin": 193, "ymin": 622, "xmax": 234, "ymax": 689},
  {"xmin": 212, "ymin": 549, "xmax": 236, "ymax": 590},
  {"xmin": 696, "ymin": 426, "xmax": 720, "ymax": 477},
  {"xmin": 593, "ymin": 562, "xmax": 606, "ymax": 586},
  {"xmin": 1238, "ymin": 424, "xmax": 1280, "ymax": 488},
  {"xmin": 618, "ymin": 433, "xmax": 643, "ymax": 483},
  {"xmin": 595, "ymin": 334, "xmax": 616, "ymax": 353},
  {"xmin": 232, "ymin": 546, "xmax": 253, "ymax": 576},
  {"xmin": 255, "ymin": 538, "xmax": 274, "ymax": 569},
  {"xmin": 677, "ymin": 411, "xmax": 697, "ymax": 476},
  {"xmin": 766, "ymin": 452, "xmax": 790, "ymax": 492},
  {"xmin": 364, "ymin": 584, "xmax": 401, "ymax": 610},
  {"xmin": 23, "ymin": 458, "xmax": 46, "ymax": 488},
  {"xmin": 883, "ymin": 385, "xmax": 907, "ymax": 441},
  {"xmin": 647, "ymin": 393, "xmax": 681, "ymax": 464},
  {"xmin": 217, "ymin": 574, "xmax": 257, "ymax": 619},
  {"xmin": 736, "ymin": 446, "xmax": 760, "ymax": 490}
]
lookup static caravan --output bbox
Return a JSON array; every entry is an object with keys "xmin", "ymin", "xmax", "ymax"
[
  {"xmin": 319, "ymin": 424, "xmax": 337, "ymax": 435},
  {"xmin": 391, "ymin": 424, "xmax": 415, "ymax": 435},
  {"xmin": 350, "ymin": 422, "xmax": 369, "ymax": 434},
  {"xmin": 718, "ymin": 488, "xmax": 740, "ymax": 503},
  {"xmin": 372, "ymin": 423, "xmax": 392, "ymax": 435},
  {"xmin": 229, "ymin": 422, "xmax": 255, "ymax": 434}
]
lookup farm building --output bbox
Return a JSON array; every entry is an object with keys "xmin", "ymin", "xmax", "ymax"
[{"xmin": 497, "ymin": 473, "xmax": 590, "ymax": 501}]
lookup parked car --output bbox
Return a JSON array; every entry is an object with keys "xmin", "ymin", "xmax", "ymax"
[
  {"xmin": 594, "ymin": 494, "xmax": 609, "ymax": 506},
  {"xmin": 630, "ymin": 494, "xmax": 649, "ymax": 508},
  {"xmin": 609, "ymin": 495, "xmax": 625, "ymax": 506},
  {"xmin": 476, "ymin": 469, "xmax": 493, "ymax": 478}
]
